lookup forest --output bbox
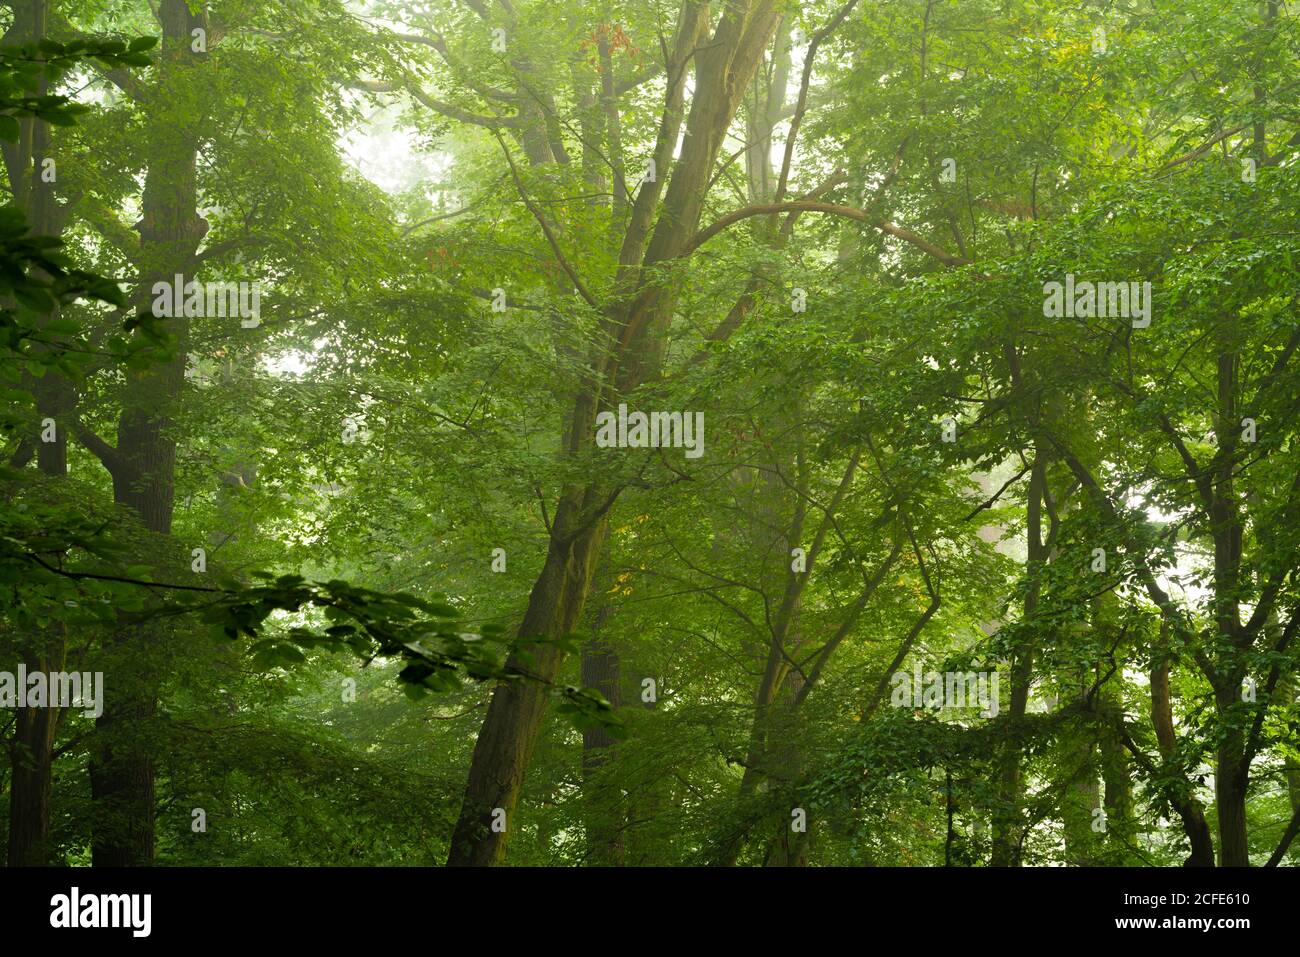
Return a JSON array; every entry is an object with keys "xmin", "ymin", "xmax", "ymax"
[{"xmin": 0, "ymin": 0, "xmax": 1297, "ymax": 872}]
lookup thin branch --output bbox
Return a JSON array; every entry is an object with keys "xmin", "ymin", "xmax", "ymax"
[
  {"xmin": 492, "ymin": 131, "xmax": 600, "ymax": 308},
  {"xmin": 687, "ymin": 200, "xmax": 969, "ymax": 266}
]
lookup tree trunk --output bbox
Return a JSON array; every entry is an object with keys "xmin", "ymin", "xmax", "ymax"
[
  {"xmin": 1150, "ymin": 629, "xmax": 1216, "ymax": 866},
  {"xmin": 446, "ymin": 492, "xmax": 609, "ymax": 865},
  {"xmin": 89, "ymin": 0, "xmax": 206, "ymax": 867},
  {"xmin": 1214, "ymin": 696, "xmax": 1250, "ymax": 866},
  {"xmin": 4, "ymin": 0, "xmax": 72, "ymax": 867},
  {"xmin": 1210, "ymin": 345, "xmax": 1249, "ymax": 866},
  {"xmin": 580, "ymin": 604, "xmax": 625, "ymax": 865},
  {"xmin": 446, "ymin": 0, "xmax": 781, "ymax": 866},
  {"xmin": 991, "ymin": 452, "xmax": 1046, "ymax": 865},
  {"xmin": 7, "ymin": 686, "xmax": 61, "ymax": 866}
]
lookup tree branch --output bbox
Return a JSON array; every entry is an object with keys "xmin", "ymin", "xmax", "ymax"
[
  {"xmin": 493, "ymin": 131, "xmax": 600, "ymax": 308},
  {"xmin": 686, "ymin": 200, "xmax": 969, "ymax": 266}
]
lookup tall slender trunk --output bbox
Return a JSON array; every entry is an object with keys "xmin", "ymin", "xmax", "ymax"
[
  {"xmin": 446, "ymin": 0, "xmax": 781, "ymax": 866},
  {"xmin": 1063, "ymin": 671, "xmax": 1101, "ymax": 867},
  {"xmin": 1210, "ymin": 346, "xmax": 1249, "ymax": 866},
  {"xmin": 89, "ymin": 0, "xmax": 206, "ymax": 867},
  {"xmin": 1209, "ymin": 4, "xmax": 1279, "ymax": 867},
  {"xmin": 991, "ymin": 452, "xmax": 1046, "ymax": 865},
  {"xmin": 4, "ymin": 0, "xmax": 72, "ymax": 867},
  {"xmin": 1098, "ymin": 688, "xmax": 1135, "ymax": 863},
  {"xmin": 721, "ymin": 436, "xmax": 806, "ymax": 865}
]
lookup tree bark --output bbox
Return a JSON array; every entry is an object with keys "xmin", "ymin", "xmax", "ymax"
[
  {"xmin": 89, "ymin": 0, "xmax": 206, "ymax": 867},
  {"xmin": 580, "ymin": 604, "xmax": 624, "ymax": 866},
  {"xmin": 991, "ymin": 452, "xmax": 1046, "ymax": 865},
  {"xmin": 1150, "ymin": 627, "xmax": 1216, "ymax": 866},
  {"xmin": 446, "ymin": 0, "xmax": 782, "ymax": 866},
  {"xmin": 4, "ymin": 0, "xmax": 72, "ymax": 867}
]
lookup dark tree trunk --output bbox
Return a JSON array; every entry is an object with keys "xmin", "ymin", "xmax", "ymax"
[
  {"xmin": 88, "ymin": 0, "xmax": 206, "ymax": 868},
  {"xmin": 1150, "ymin": 635, "xmax": 1216, "ymax": 866},
  {"xmin": 4, "ymin": 0, "xmax": 71, "ymax": 867},
  {"xmin": 7, "ymin": 692, "xmax": 60, "ymax": 866},
  {"xmin": 580, "ymin": 605, "xmax": 624, "ymax": 866},
  {"xmin": 446, "ymin": 493, "xmax": 609, "ymax": 865},
  {"xmin": 1214, "ymin": 696, "xmax": 1250, "ymax": 867}
]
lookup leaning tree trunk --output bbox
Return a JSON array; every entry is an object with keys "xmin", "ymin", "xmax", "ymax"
[
  {"xmin": 446, "ymin": 490, "xmax": 610, "ymax": 864},
  {"xmin": 446, "ymin": 0, "xmax": 782, "ymax": 866},
  {"xmin": 1150, "ymin": 623, "xmax": 1216, "ymax": 866}
]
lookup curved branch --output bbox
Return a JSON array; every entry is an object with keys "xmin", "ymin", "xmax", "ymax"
[
  {"xmin": 351, "ymin": 78, "xmax": 520, "ymax": 129},
  {"xmin": 687, "ymin": 200, "xmax": 970, "ymax": 266},
  {"xmin": 493, "ymin": 131, "xmax": 599, "ymax": 308}
]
